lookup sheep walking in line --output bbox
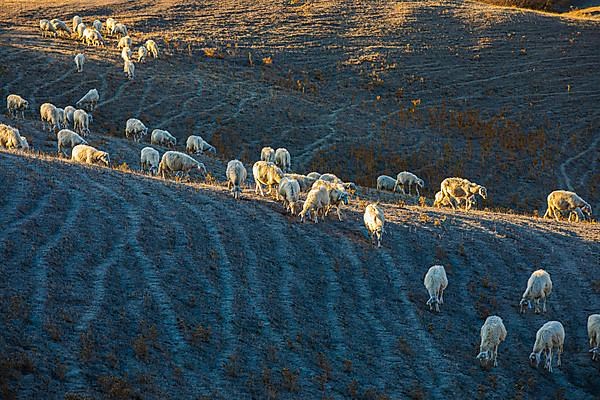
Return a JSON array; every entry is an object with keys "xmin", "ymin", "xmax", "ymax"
[
  {"xmin": 72, "ymin": 15, "xmax": 82, "ymax": 33},
  {"xmin": 145, "ymin": 39, "xmax": 159, "ymax": 58},
  {"xmin": 589, "ymin": 314, "xmax": 600, "ymax": 361},
  {"xmin": 158, "ymin": 151, "xmax": 207, "ymax": 180},
  {"xmin": 40, "ymin": 103, "xmax": 61, "ymax": 132},
  {"xmin": 274, "ymin": 148, "xmax": 291, "ymax": 172},
  {"xmin": 253, "ymin": 161, "xmax": 284, "ymax": 196},
  {"xmin": 137, "ymin": 46, "xmax": 147, "ymax": 63},
  {"xmin": 186, "ymin": 135, "xmax": 216, "ymax": 154},
  {"xmin": 124, "ymin": 59, "xmax": 135, "ymax": 80},
  {"xmin": 440, "ymin": 177, "xmax": 487, "ymax": 211},
  {"xmin": 476, "ymin": 316, "xmax": 507, "ymax": 368},
  {"xmin": 377, "ymin": 175, "xmax": 400, "ymax": 192},
  {"xmin": 151, "ymin": 129, "xmax": 176, "ymax": 148},
  {"xmin": 57, "ymin": 129, "xmax": 87, "ymax": 157},
  {"xmin": 71, "ymin": 144, "xmax": 110, "ymax": 167},
  {"xmin": 40, "ymin": 19, "xmax": 57, "ymax": 38},
  {"xmin": 125, "ymin": 118, "xmax": 148, "ymax": 142},
  {"xmin": 6, "ymin": 94, "xmax": 29, "ymax": 119},
  {"xmin": 261, "ymin": 146, "xmax": 275, "ymax": 162},
  {"xmin": 226, "ymin": 160, "xmax": 247, "ymax": 200},
  {"xmin": 519, "ymin": 269, "xmax": 552, "ymax": 314},
  {"xmin": 64, "ymin": 106, "xmax": 76, "ymax": 128},
  {"xmin": 140, "ymin": 147, "xmax": 160, "ymax": 175},
  {"xmin": 529, "ymin": 321, "xmax": 565, "ymax": 373},
  {"xmin": 74, "ymin": 53, "xmax": 85, "ymax": 72},
  {"xmin": 364, "ymin": 203, "xmax": 385, "ymax": 248},
  {"xmin": 284, "ymin": 173, "xmax": 316, "ymax": 192},
  {"xmin": 424, "ymin": 265, "xmax": 448, "ymax": 312},
  {"xmin": 76, "ymin": 88, "xmax": 99, "ymax": 112},
  {"xmin": 0, "ymin": 124, "xmax": 28, "ymax": 149},
  {"xmin": 395, "ymin": 171, "xmax": 424, "ymax": 196},
  {"xmin": 543, "ymin": 190, "xmax": 592, "ymax": 222},
  {"xmin": 278, "ymin": 177, "xmax": 301, "ymax": 215},
  {"xmin": 73, "ymin": 109, "xmax": 91, "ymax": 137},
  {"xmin": 299, "ymin": 186, "xmax": 330, "ymax": 223}
]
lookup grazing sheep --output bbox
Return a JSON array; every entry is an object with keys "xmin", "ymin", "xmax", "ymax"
[
  {"xmin": 0, "ymin": 124, "xmax": 27, "ymax": 149},
  {"xmin": 433, "ymin": 190, "xmax": 476, "ymax": 209},
  {"xmin": 64, "ymin": 106, "xmax": 76, "ymax": 128},
  {"xmin": 588, "ymin": 314, "xmax": 600, "ymax": 361},
  {"xmin": 151, "ymin": 129, "xmax": 176, "ymax": 148},
  {"xmin": 72, "ymin": 15, "xmax": 82, "ymax": 33},
  {"xmin": 91, "ymin": 29, "xmax": 106, "ymax": 46},
  {"xmin": 261, "ymin": 146, "xmax": 275, "ymax": 162},
  {"xmin": 299, "ymin": 186, "xmax": 330, "ymax": 223},
  {"xmin": 125, "ymin": 118, "xmax": 148, "ymax": 142},
  {"xmin": 105, "ymin": 18, "xmax": 116, "ymax": 35},
  {"xmin": 40, "ymin": 19, "xmax": 57, "ymax": 38},
  {"xmin": 476, "ymin": 316, "xmax": 507, "ymax": 368},
  {"xmin": 284, "ymin": 173, "xmax": 316, "ymax": 192},
  {"xmin": 543, "ymin": 190, "xmax": 592, "ymax": 222},
  {"xmin": 158, "ymin": 151, "xmax": 207, "ymax": 179},
  {"xmin": 73, "ymin": 109, "xmax": 91, "ymax": 136},
  {"xmin": 377, "ymin": 175, "xmax": 400, "ymax": 192},
  {"xmin": 71, "ymin": 144, "xmax": 110, "ymax": 167},
  {"xmin": 424, "ymin": 264, "xmax": 448, "ymax": 312},
  {"xmin": 74, "ymin": 53, "xmax": 85, "ymax": 72},
  {"xmin": 226, "ymin": 159, "xmax": 247, "ymax": 200},
  {"xmin": 186, "ymin": 135, "xmax": 216, "ymax": 154},
  {"xmin": 274, "ymin": 147, "xmax": 291, "ymax": 172},
  {"xmin": 312, "ymin": 179, "xmax": 349, "ymax": 221},
  {"xmin": 57, "ymin": 129, "xmax": 87, "ymax": 156},
  {"xmin": 124, "ymin": 59, "xmax": 135, "ymax": 80},
  {"xmin": 136, "ymin": 46, "xmax": 148, "ymax": 63},
  {"xmin": 117, "ymin": 35, "xmax": 132, "ymax": 50},
  {"xmin": 40, "ymin": 103, "xmax": 61, "ymax": 131},
  {"xmin": 278, "ymin": 177, "xmax": 301, "ymax": 215},
  {"xmin": 520, "ymin": 269, "xmax": 552, "ymax": 314},
  {"xmin": 394, "ymin": 171, "xmax": 425, "ymax": 196},
  {"xmin": 76, "ymin": 23, "xmax": 86, "ymax": 39},
  {"xmin": 140, "ymin": 147, "xmax": 160, "ymax": 175},
  {"xmin": 145, "ymin": 39, "xmax": 159, "ymax": 58},
  {"xmin": 529, "ymin": 321, "xmax": 565, "ymax": 373},
  {"xmin": 6, "ymin": 94, "xmax": 29, "ymax": 119},
  {"xmin": 121, "ymin": 46, "xmax": 132, "ymax": 62},
  {"xmin": 92, "ymin": 19, "xmax": 102, "ymax": 32},
  {"xmin": 364, "ymin": 203, "xmax": 385, "ymax": 248},
  {"xmin": 253, "ymin": 161, "xmax": 284, "ymax": 196},
  {"xmin": 76, "ymin": 88, "xmax": 99, "ymax": 112},
  {"xmin": 112, "ymin": 23, "xmax": 127, "ymax": 37},
  {"xmin": 82, "ymin": 27, "xmax": 104, "ymax": 46},
  {"xmin": 307, "ymin": 172, "xmax": 321, "ymax": 180},
  {"xmin": 440, "ymin": 177, "xmax": 487, "ymax": 210},
  {"xmin": 50, "ymin": 19, "xmax": 71, "ymax": 37}
]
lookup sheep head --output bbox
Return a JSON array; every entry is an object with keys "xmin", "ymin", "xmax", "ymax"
[
  {"xmin": 477, "ymin": 186, "xmax": 487, "ymax": 199},
  {"xmin": 581, "ymin": 203, "xmax": 592, "ymax": 216},
  {"xmin": 476, "ymin": 351, "xmax": 491, "ymax": 365},
  {"xmin": 529, "ymin": 352, "xmax": 541, "ymax": 368},
  {"xmin": 417, "ymin": 178, "xmax": 425, "ymax": 188},
  {"xmin": 97, "ymin": 152, "xmax": 110, "ymax": 167},
  {"xmin": 197, "ymin": 163, "xmax": 207, "ymax": 175},
  {"xmin": 590, "ymin": 347, "xmax": 599, "ymax": 360}
]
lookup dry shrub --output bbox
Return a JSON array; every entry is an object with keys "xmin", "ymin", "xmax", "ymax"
[{"xmin": 262, "ymin": 56, "xmax": 273, "ymax": 65}]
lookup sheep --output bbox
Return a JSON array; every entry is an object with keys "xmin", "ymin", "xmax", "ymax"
[
  {"xmin": 284, "ymin": 173, "xmax": 316, "ymax": 192},
  {"xmin": 278, "ymin": 177, "xmax": 301, "ymax": 215},
  {"xmin": 76, "ymin": 23, "xmax": 86, "ymax": 39},
  {"xmin": 112, "ymin": 23, "xmax": 127, "ymax": 37},
  {"xmin": 186, "ymin": 135, "xmax": 216, "ymax": 154},
  {"xmin": 40, "ymin": 103, "xmax": 61, "ymax": 131},
  {"xmin": 440, "ymin": 177, "xmax": 487, "ymax": 211},
  {"xmin": 76, "ymin": 88, "xmax": 99, "ymax": 112},
  {"xmin": 226, "ymin": 160, "xmax": 247, "ymax": 200},
  {"xmin": 529, "ymin": 321, "xmax": 565, "ymax": 373},
  {"xmin": 424, "ymin": 264, "xmax": 448, "ymax": 312},
  {"xmin": 520, "ymin": 269, "xmax": 552, "ymax": 314},
  {"xmin": 364, "ymin": 203, "xmax": 385, "ymax": 248},
  {"xmin": 307, "ymin": 172, "xmax": 321, "ymax": 180},
  {"xmin": 121, "ymin": 46, "xmax": 132, "ymax": 62},
  {"xmin": 71, "ymin": 144, "xmax": 110, "ymax": 167},
  {"xmin": 74, "ymin": 53, "xmax": 85, "ymax": 72},
  {"xmin": 19, "ymin": 136, "xmax": 29, "ymax": 150},
  {"xmin": 158, "ymin": 151, "xmax": 207, "ymax": 179},
  {"xmin": 124, "ymin": 59, "xmax": 135, "ymax": 80},
  {"xmin": 73, "ymin": 109, "xmax": 91, "ymax": 136},
  {"xmin": 72, "ymin": 16, "xmax": 82, "ymax": 33},
  {"xmin": 274, "ymin": 147, "xmax": 291, "ymax": 172},
  {"xmin": 0, "ymin": 124, "xmax": 27, "ymax": 149},
  {"xmin": 56, "ymin": 107, "xmax": 66, "ymax": 128},
  {"xmin": 320, "ymin": 173, "xmax": 343, "ymax": 184},
  {"xmin": 125, "ymin": 118, "xmax": 148, "ymax": 142},
  {"xmin": 87, "ymin": 29, "xmax": 105, "ymax": 47},
  {"xmin": 394, "ymin": 171, "xmax": 425, "ymax": 196},
  {"xmin": 150, "ymin": 129, "xmax": 176, "ymax": 148},
  {"xmin": 261, "ymin": 146, "xmax": 275, "ymax": 162},
  {"xmin": 105, "ymin": 18, "xmax": 116, "ymax": 35},
  {"xmin": 137, "ymin": 46, "xmax": 148, "ymax": 63},
  {"xmin": 64, "ymin": 106, "xmax": 76, "ymax": 128},
  {"xmin": 92, "ymin": 19, "xmax": 102, "ymax": 32},
  {"xmin": 253, "ymin": 161, "xmax": 284, "ymax": 196},
  {"xmin": 377, "ymin": 175, "xmax": 400, "ymax": 192},
  {"xmin": 40, "ymin": 19, "xmax": 57, "ymax": 38},
  {"xmin": 588, "ymin": 314, "xmax": 600, "ymax": 361},
  {"xmin": 433, "ymin": 190, "xmax": 476, "ymax": 209},
  {"xmin": 50, "ymin": 19, "xmax": 71, "ymax": 37},
  {"xmin": 6, "ymin": 94, "xmax": 29, "ymax": 119},
  {"xmin": 299, "ymin": 186, "xmax": 330, "ymax": 223},
  {"xmin": 117, "ymin": 35, "xmax": 131, "ymax": 50},
  {"xmin": 476, "ymin": 316, "xmax": 507, "ymax": 368},
  {"xmin": 312, "ymin": 179, "xmax": 349, "ymax": 221},
  {"xmin": 145, "ymin": 39, "xmax": 159, "ymax": 58},
  {"xmin": 140, "ymin": 147, "xmax": 160, "ymax": 175},
  {"xmin": 57, "ymin": 129, "xmax": 87, "ymax": 156},
  {"xmin": 543, "ymin": 190, "xmax": 592, "ymax": 222}
]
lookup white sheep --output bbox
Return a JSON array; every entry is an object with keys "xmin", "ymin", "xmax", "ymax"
[
  {"xmin": 76, "ymin": 23, "xmax": 86, "ymax": 39},
  {"xmin": 50, "ymin": 19, "xmax": 71, "ymax": 37},
  {"xmin": 299, "ymin": 186, "xmax": 330, "ymax": 223},
  {"xmin": 274, "ymin": 148, "xmax": 291, "ymax": 172},
  {"xmin": 57, "ymin": 129, "xmax": 87, "ymax": 156},
  {"xmin": 39, "ymin": 19, "xmax": 57, "ymax": 38},
  {"xmin": 117, "ymin": 35, "xmax": 131, "ymax": 50},
  {"xmin": 261, "ymin": 146, "xmax": 275, "ymax": 162},
  {"xmin": 543, "ymin": 190, "xmax": 592, "ymax": 222},
  {"xmin": 74, "ymin": 53, "xmax": 85, "ymax": 72},
  {"xmin": 6, "ymin": 94, "xmax": 29, "ymax": 119},
  {"xmin": 476, "ymin": 315, "xmax": 507, "ymax": 368},
  {"xmin": 136, "ymin": 46, "xmax": 147, "ymax": 63},
  {"xmin": 150, "ymin": 129, "xmax": 176, "ymax": 148},
  {"xmin": 145, "ymin": 39, "xmax": 159, "ymax": 58},
  {"xmin": 112, "ymin": 23, "xmax": 127, "ymax": 37},
  {"xmin": 105, "ymin": 18, "xmax": 116, "ymax": 35},
  {"xmin": 278, "ymin": 177, "xmax": 301, "ymax": 215},
  {"xmin": 307, "ymin": 172, "xmax": 321, "ymax": 180},
  {"xmin": 377, "ymin": 175, "xmax": 400, "ymax": 192},
  {"xmin": 73, "ymin": 109, "xmax": 91, "ymax": 136},
  {"xmin": 226, "ymin": 159, "xmax": 247, "ymax": 200},
  {"xmin": 588, "ymin": 314, "xmax": 600, "ymax": 361},
  {"xmin": 529, "ymin": 321, "xmax": 565, "ymax": 373},
  {"xmin": 519, "ymin": 269, "xmax": 552, "ymax": 314},
  {"xmin": 158, "ymin": 151, "xmax": 207, "ymax": 179},
  {"xmin": 72, "ymin": 15, "xmax": 82, "ymax": 33},
  {"xmin": 0, "ymin": 124, "xmax": 27, "ymax": 149},
  {"xmin": 440, "ymin": 177, "xmax": 487, "ymax": 211},
  {"xmin": 140, "ymin": 147, "xmax": 160, "ymax": 175},
  {"xmin": 125, "ymin": 118, "xmax": 148, "ymax": 142},
  {"xmin": 76, "ymin": 88, "xmax": 99, "ymax": 112},
  {"xmin": 64, "ymin": 106, "xmax": 76, "ymax": 128},
  {"xmin": 124, "ymin": 59, "xmax": 135, "ymax": 80},
  {"xmin": 92, "ymin": 19, "xmax": 102, "ymax": 32},
  {"xmin": 424, "ymin": 265, "xmax": 448, "ymax": 312},
  {"xmin": 433, "ymin": 190, "xmax": 476, "ymax": 209},
  {"xmin": 395, "ymin": 171, "xmax": 425, "ymax": 196},
  {"xmin": 40, "ymin": 103, "xmax": 61, "ymax": 131},
  {"xmin": 284, "ymin": 173, "xmax": 316, "ymax": 192},
  {"xmin": 364, "ymin": 203, "xmax": 385, "ymax": 248},
  {"xmin": 312, "ymin": 179, "xmax": 349, "ymax": 221},
  {"xmin": 121, "ymin": 46, "xmax": 132, "ymax": 62},
  {"xmin": 82, "ymin": 27, "xmax": 104, "ymax": 46},
  {"xmin": 71, "ymin": 144, "xmax": 110, "ymax": 167},
  {"xmin": 253, "ymin": 161, "xmax": 284, "ymax": 196},
  {"xmin": 186, "ymin": 135, "xmax": 216, "ymax": 154}
]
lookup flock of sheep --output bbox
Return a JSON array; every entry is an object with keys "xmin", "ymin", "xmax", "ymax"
[{"xmin": 0, "ymin": 12, "xmax": 598, "ymax": 376}]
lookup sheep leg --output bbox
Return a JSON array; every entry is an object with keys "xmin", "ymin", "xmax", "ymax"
[
  {"xmin": 415, "ymin": 186, "xmax": 420, "ymax": 197},
  {"xmin": 493, "ymin": 344, "xmax": 499, "ymax": 367},
  {"xmin": 439, "ymin": 288, "xmax": 444, "ymax": 304},
  {"xmin": 546, "ymin": 348, "xmax": 553, "ymax": 372},
  {"xmin": 557, "ymin": 345, "xmax": 562, "ymax": 366},
  {"xmin": 336, "ymin": 206, "xmax": 343, "ymax": 221},
  {"xmin": 542, "ymin": 296, "xmax": 547, "ymax": 313}
]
